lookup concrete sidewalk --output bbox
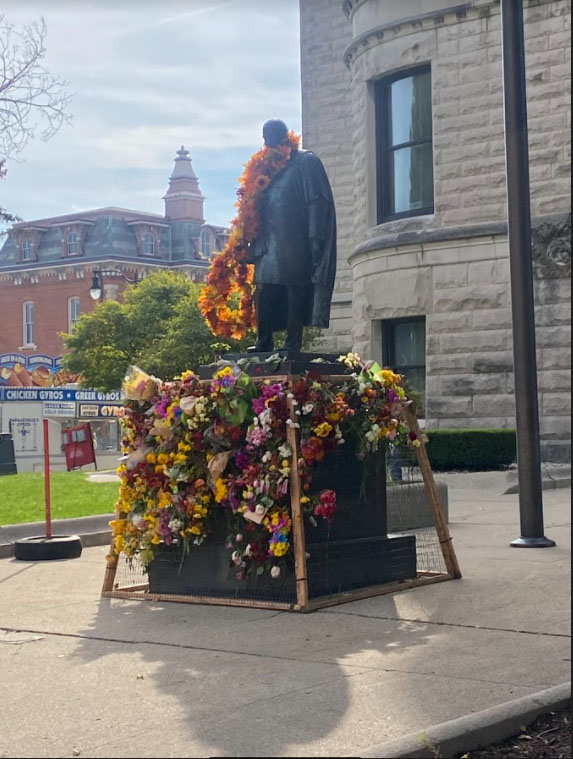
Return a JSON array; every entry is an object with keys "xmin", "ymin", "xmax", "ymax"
[{"xmin": 0, "ymin": 480, "xmax": 570, "ymax": 758}]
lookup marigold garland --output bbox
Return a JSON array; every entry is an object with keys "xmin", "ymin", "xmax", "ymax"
[{"xmin": 199, "ymin": 131, "xmax": 301, "ymax": 339}]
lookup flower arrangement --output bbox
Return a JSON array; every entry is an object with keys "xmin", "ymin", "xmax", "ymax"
[
  {"xmin": 111, "ymin": 355, "xmax": 420, "ymax": 581},
  {"xmin": 199, "ymin": 132, "xmax": 301, "ymax": 340}
]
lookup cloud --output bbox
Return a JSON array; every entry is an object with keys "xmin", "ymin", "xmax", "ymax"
[{"xmin": 0, "ymin": 0, "xmax": 302, "ymax": 227}]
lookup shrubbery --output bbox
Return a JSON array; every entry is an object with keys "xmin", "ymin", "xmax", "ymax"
[{"xmin": 425, "ymin": 429, "xmax": 517, "ymax": 471}]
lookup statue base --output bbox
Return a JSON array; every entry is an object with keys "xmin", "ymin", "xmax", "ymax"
[{"xmin": 198, "ymin": 352, "xmax": 350, "ymax": 380}]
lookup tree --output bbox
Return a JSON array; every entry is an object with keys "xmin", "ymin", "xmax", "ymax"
[
  {"xmin": 62, "ymin": 270, "xmax": 324, "ymax": 392},
  {"xmin": 1, "ymin": 15, "xmax": 71, "ymax": 235},
  {"xmin": 0, "ymin": 15, "xmax": 72, "ymax": 161},
  {"xmin": 61, "ymin": 271, "xmax": 253, "ymax": 391}
]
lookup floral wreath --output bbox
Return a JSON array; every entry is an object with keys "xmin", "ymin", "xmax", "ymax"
[{"xmin": 199, "ymin": 131, "xmax": 301, "ymax": 339}]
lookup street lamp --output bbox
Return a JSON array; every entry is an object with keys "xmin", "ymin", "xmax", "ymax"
[{"xmin": 89, "ymin": 268, "xmax": 139, "ymax": 302}]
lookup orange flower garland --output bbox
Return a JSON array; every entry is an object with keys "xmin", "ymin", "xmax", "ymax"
[{"xmin": 199, "ymin": 131, "xmax": 301, "ymax": 339}]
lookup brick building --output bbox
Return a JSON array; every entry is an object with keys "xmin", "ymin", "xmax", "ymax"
[
  {"xmin": 0, "ymin": 146, "xmax": 227, "ymax": 363},
  {"xmin": 300, "ymin": 0, "xmax": 571, "ymax": 461}
]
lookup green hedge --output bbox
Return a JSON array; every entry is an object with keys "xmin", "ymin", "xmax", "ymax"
[{"xmin": 425, "ymin": 428, "xmax": 517, "ymax": 472}]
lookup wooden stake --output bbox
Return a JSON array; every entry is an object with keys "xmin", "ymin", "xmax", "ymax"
[
  {"xmin": 101, "ymin": 536, "xmax": 119, "ymax": 594},
  {"xmin": 287, "ymin": 393, "xmax": 309, "ymax": 609},
  {"xmin": 402, "ymin": 406, "xmax": 462, "ymax": 579}
]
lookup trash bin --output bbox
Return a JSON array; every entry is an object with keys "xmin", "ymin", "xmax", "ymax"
[{"xmin": 0, "ymin": 433, "xmax": 17, "ymax": 475}]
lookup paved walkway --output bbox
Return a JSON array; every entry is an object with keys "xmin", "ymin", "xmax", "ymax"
[{"xmin": 0, "ymin": 479, "xmax": 570, "ymax": 758}]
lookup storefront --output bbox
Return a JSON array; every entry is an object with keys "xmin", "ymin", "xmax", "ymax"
[{"xmin": 0, "ymin": 386, "xmax": 123, "ymax": 472}]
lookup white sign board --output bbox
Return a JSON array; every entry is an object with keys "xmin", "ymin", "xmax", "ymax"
[{"xmin": 42, "ymin": 401, "xmax": 77, "ymax": 418}]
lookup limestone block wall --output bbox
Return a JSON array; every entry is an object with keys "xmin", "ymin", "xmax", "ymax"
[
  {"xmin": 300, "ymin": 0, "xmax": 355, "ymax": 353},
  {"xmin": 349, "ymin": 217, "xmax": 571, "ymax": 462},
  {"xmin": 300, "ymin": 0, "xmax": 571, "ymax": 460},
  {"xmin": 344, "ymin": 0, "xmax": 571, "ymax": 237}
]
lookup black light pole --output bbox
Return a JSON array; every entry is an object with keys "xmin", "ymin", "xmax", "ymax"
[{"xmin": 501, "ymin": 0, "xmax": 555, "ymax": 548}]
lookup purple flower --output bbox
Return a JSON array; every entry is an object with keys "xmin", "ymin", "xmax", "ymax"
[
  {"xmin": 235, "ymin": 450, "xmax": 250, "ymax": 470},
  {"xmin": 388, "ymin": 389, "xmax": 400, "ymax": 403},
  {"xmin": 155, "ymin": 397, "xmax": 169, "ymax": 418},
  {"xmin": 252, "ymin": 397, "xmax": 266, "ymax": 415}
]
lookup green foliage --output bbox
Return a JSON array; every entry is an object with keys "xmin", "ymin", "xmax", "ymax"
[
  {"xmin": 61, "ymin": 270, "xmax": 324, "ymax": 392},
  {"xmin": 62, "ymin": 271, "xmax": 249, "ymax": 391},
  {"xmin": 426, "ymin": 428, "xmax": 517, "ymax": 471}
]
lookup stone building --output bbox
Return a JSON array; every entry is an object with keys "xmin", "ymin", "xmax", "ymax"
[
  {"xmin": 0, "ymin": 147, "xmax": 227, "ymax": 359},
  {"xmin": 300, "ymin": 0, "xmax": 571, "ymax": 461}
]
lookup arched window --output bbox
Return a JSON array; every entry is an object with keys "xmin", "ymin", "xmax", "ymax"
[
  {"xmin": 143, "ymin": 232, "xmax": 155, "ymax": 256},
  {"xmin": 67, "ymin": 232, "xmax": 80, "ymax": 256},
  {"xmin": 68, "ymin": 297, "xmax": 81, "ymax": 332},
  {"xmin": 22, "ymin": 240, "xmax": 33, "ymax": 261},
  {"xmin": 200, "ymin": 229, "xmax": 213, "ymax": 258}
]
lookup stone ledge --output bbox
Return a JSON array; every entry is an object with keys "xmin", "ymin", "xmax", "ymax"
[{"xmin": 348, "ymin": 213, "xmax": 570, "ymax": 265}]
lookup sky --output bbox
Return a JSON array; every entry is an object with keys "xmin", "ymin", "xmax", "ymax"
[{"xmin": 1, "ymin": 0, "xmax": 302, "ymax": 227}]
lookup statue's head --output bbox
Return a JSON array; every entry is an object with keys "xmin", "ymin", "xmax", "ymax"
[{"xmin": 262, "ymin": 119, "xmax": 289, "ymax": 148}]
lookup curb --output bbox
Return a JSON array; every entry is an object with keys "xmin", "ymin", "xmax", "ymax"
[
  {"xmin": 503, "ymin": 476, "xmax": 571, "ymax": 495},
  {"xmin": 0, "ymin": 514, "xmax": 113, "ymax": 559},
  {"xmin": 347, "ymin": 682, "xmax": 571, "ymax": 758}
]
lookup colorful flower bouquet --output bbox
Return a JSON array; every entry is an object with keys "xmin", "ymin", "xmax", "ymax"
[{"xmin": 111, "ymin": 354, "xmax": 419, "ymax": 583}]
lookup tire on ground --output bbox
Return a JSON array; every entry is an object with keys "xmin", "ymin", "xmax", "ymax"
[{"xmin": 14, "ymin": 535, "xmax": 83, "ymax": 561}]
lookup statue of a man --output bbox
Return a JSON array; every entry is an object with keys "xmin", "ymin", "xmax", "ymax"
[{"xmin": 247, "ymin": 119, "xmax": 337, "ymax": 353}]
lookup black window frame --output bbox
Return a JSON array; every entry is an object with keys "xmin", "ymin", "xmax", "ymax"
[
  {"xmin": 376, "ymin": 64, "xmax": 434, "ymax": 224},
  {"xmin": 382, "ymin": 315, "xmax": 427, "ymax": 411}
]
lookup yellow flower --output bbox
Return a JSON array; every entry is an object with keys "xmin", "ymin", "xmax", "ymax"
[
  {"xmin": 271, "ymin": 542, "xmax": 289, "ymax": 557},
  {"xmin": 214, "ymin": 366, "xmax": 234, "ymax": 380},
  {"xmin": 300, "ymin": 496, "xmax": 310, "ymax": 505},
  {"xmin": 314, "ymin": 422, "xmax": 333, "ymax": 438},
  {"xmin": 113, "ymin": 535, "xmax": 125, "ymax": 554},
  {"xmin": 151, "ymin": 534, "xmax": 161, "ymax": 545},
  {"xmin": 157, "ymin": 453, "xmax": 170, "ymax": 465},
  {"xmin": 214, "ymin": 478, "xmax": 228, "ymax": 503},
  {"xmin": 146, "ymin": 452, "xmax": 157, "ymax": 464}
]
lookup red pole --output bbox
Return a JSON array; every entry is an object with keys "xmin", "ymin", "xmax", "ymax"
[{"xmin": 43, "ymin": 419, "xmax": 52, "ymax": 540}]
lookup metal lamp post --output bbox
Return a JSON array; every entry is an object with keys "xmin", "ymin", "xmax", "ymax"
[
  {"xmin": 501, "ymin": 0, "xmax": 555, "ymax": 548},
  {"xmin": 89, "ymin": 268, "xmax": 139, "ymax": 303}
]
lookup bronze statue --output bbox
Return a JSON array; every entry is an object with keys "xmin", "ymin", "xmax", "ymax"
[{"xmin": 247, "ymin": 119, "xmax": 337, "ymax": 353}]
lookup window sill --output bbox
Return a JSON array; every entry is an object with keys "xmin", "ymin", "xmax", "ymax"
[{"xmin": 18, "ymin": 344, "xmax": 37, "ymax": 351}]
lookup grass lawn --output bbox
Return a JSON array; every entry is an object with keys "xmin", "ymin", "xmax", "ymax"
[{"xmin": 0, "ymin": 471, "xmax": 119, "ymax": 525}]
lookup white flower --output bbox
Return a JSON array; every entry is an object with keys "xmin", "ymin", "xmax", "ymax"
[
  {"xmin": 302, "ymin": 403, "xmax": 314, "ymax": 415},
  {"xmin": 255, "ymin": 504, "xmax": 266, "ymax": 515},
  {"xmin": 262, "ymin": 451, "xmax": 272, "ymax": 463},
  {"xmin": 278, "ymin": 442, "xmax": 292, "ymax": 458},
  {"xmin": 168, "ymin": 518, "xmax": 181, "ymax": 532},
  {"xmin": 270, "ymin": 566, "xmax": 281, "ymax": 579},
  {"xmin": 235, "ymin": 533, "xmax": 243, "ymax": 543},
  {"xmin": 286, "ymin": 419, "xmax": 300, "ymax": 428},
  {"xmin": 244, "ymin": 544, "xmax": 252, "ymax": 557},
  {"xmin": 366, "ymin": 424, "xmax": 380, "ymax": 443}
]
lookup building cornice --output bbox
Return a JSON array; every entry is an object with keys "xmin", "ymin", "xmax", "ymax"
[
  {"xmin": 0, "ymin": 256, "xmax": 211, "ymax": 283},
  {"xmin": 343, "ymin": 0, "xmax": 501, "ymax": 68},
  {"xmin": 126, "ymin": 220, "xmax": 170, "ymax": 228}
]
